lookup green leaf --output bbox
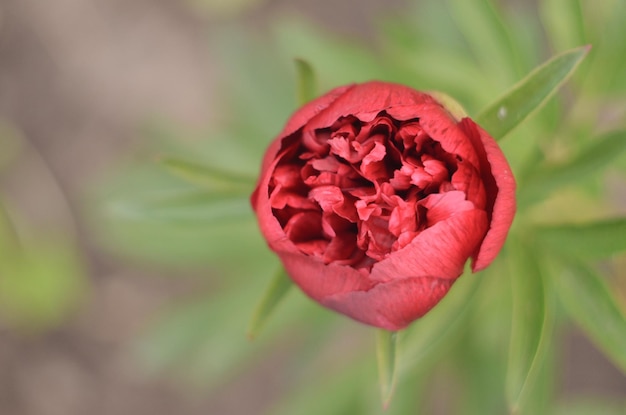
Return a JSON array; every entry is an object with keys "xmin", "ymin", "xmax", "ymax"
[
  {"xmin": 158, "ymin": 156, "xmax": 254, "ymax": 191},
  {"xmin": 294, "ymin": 58, "xmax": 317, "ymax": 105},
  {"xmin": 534, "ymin": 218, "xmax": 626, "ymax": 259},
  {"xmin": 476, "ymin": 45, "xmax": 590, "ymax": 140},
  {"xmin": 505, "ymin": 241, "xmax": 554, "ymax": 414},
  {"xmin": 247, "ymin": 267, "xmax": 293, "ymax": 339},
  {"xmin": 398, "ymin": 269, "xmax": 483, "ymax": 376},
  {"xmin": 272, "ymin": 18, "xmax": 387, "ymax": 88},
  {"xmin": 519, "ymin": 130, "xmax": 626, "ymax": 207},
  {"xmin": 107, "ymin": 189, "xmax": 251, "ymax": 224},
  {"xmin": 91, "ymin": 163, "xmax": 267, "ymax": 269},
  {"xmin": 376, "ymin": 329, "xmax": 398, "ymax": 409},
  {"xmin": 555, "ymin": 262, "xmax": 626, "ymax": 374}
]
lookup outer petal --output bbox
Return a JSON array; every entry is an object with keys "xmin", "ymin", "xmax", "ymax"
[
  {"xmin": 305, "ymin": 81, "xmax": 433, "ymax": 129},
  {"xmin": 459, "ymin": 119, "xmax": 516, "ymax": 271},
  {"xmin": 251, "ymin": 155, "xmax": 299, "ymax": 254},
  {"xmin": 321, "ymin": 276, "xmax": 454, "ymax": 330},
  {"xmin": 370, "ymin": 208, "xmax": 489, "ymax": 283},
  {"xmin": 278, "ymin": 251, "xmax": 374, "ymax": 301},
  {"xmin": 281, "ymin": 84, "xmax": 354, "ymax": 139},
  {"xmin": 303, "ymin": 81, "xmax": 483, "ymax": 168}
]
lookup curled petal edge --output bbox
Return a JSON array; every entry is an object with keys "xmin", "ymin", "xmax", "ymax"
[{"xmin": 461, "ymin": 119, "xmax": 516, "ymax": 272}]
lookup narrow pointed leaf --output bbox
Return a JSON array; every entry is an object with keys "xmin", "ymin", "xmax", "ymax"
[
  {"xmin": 158, "ymin": 156, "xmax": 254, "ymax": 191},
  {"xmin": 476, "ymin": 45, "xmax": 590, "ymax": 140},
  {"xmin": 399, "ymin": 269, "xmax": 483, "ymax": 376},
  {"xmin": 506, "ymin": 241, "xmax": 554, "ymax": 414},
  {"xmin": 519, "ymin": 130, "xmax": 626, "ymax": 206},
  {"xmin": 556, "ymin": 262, "xmax": 626, "ymax": 373},
  {"xmin": 376, "ymin": 329, "xmax": 398, "ymax": 409},
  {"xmin": 107, "ymin": 190, "xmax": 251, "ymax": 224},
  {"xmin": 294, "ymin": 58, "xmax": 317, "ymax": 105},
  {"xmin": 534, "ymin": 218, "xmax": 626, "ymax": 259},
  {"xmin": 247, "ymin": 267, "xmax": 293, "ymax": 339}
]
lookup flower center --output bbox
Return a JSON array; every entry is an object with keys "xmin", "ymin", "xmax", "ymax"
[{"xmin": 268, "ymin": 112, "xmax": 474, "ymax": 270}]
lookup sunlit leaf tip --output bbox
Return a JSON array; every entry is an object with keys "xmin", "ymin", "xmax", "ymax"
[
  {"xmin": 477, "ymin": 44, "xmax": 591, "ymax": 140},
  {"xmin": 376, "ymin": 329, "xmax": 398, "ymax": 409},
  {"xmin": 247, "ymin": 267, "xmax": 293, "ymax": 340},
  {"xmin": 294, "ymin": 58, "xmax": 317, "ymax": 105}
]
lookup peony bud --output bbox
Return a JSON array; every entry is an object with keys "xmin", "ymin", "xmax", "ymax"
[{"xmin": 251, "ymin": 81, "xmax": 516, "ymax": 330}]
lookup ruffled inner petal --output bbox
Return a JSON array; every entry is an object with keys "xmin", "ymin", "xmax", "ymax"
[{"xmin": 268, "ymin": 107, "xmax": 492, "ymax": 271}]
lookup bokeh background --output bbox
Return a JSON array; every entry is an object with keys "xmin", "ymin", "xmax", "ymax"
[{"xmin": 0, "ymin": 0, "xmax": 625, "ymax": 414}]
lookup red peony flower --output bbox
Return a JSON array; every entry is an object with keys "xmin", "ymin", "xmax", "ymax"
[{"xmin": 251, "ymin": 81, "xmax": 516, "ymax": 330}]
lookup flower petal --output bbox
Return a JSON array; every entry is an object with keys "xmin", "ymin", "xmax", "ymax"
[
  {"xmin": 279, "ymin": 252, "xmax": 373, "ymax": 300},
  {"xmin": 305, "ymin": 81, "xmax": 433, "ymax": 129},
  {"xmin": 417, "ymin": 107, "xmax": 481, "ymax": 170},
  {"xmin": 459, "ymin": 119, "xmax": 516, "ymax": 271},
  {"xmin": 321, "ymin": 276, "xmax": 454, "ymax": 330},
  {"xmin": 371, "ymin": 208, "xmax": 488, "ymax": 282},
  {"xmin": 420, "ymin": 190, "xmax": 475, "ymax": 227}
]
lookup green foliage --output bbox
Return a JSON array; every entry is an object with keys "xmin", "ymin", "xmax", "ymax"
[
  {"xmin": 247, "ymin": 267, "xmax": 293, "ymax": 339},
  {"xmin": 519, "ymin": 130, "xmax": 626, "ymax": 207},
  {"xmin": 535, "ymin": 218, "xmax": 626, "ymax": 259},
  {"xmin": 376, "ymin": 329, "xmax": 397, "ymax": 408},
  {"xmin": 158, "ymin": 156, "xmax": 255, "ymax": 190},
  {"xmin": 88, "ymin": 162, "xmax": 272, "ymax": 271},
  {"xmin": 136, "ymin": 281, "xmax": 267, "ymax": 385},
  {"xmin": 476, "ymin": 45, "xmax": 590, "ymax": 140},
  {"xmin": 505, "ymin": 241, "xmax": 555, "ymax": 414},
  {"xmin": 398, "ymin": 267, "xmax": 483, "ymax": 377},
  {"xmin": 553, "ymin": 262, "xmax": 626, "ymax": 373}
]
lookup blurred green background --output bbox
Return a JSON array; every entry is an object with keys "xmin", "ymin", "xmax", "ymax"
[{"xmin": 0, "ymin": 0, "xmax": 625, "ymax": 414}]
